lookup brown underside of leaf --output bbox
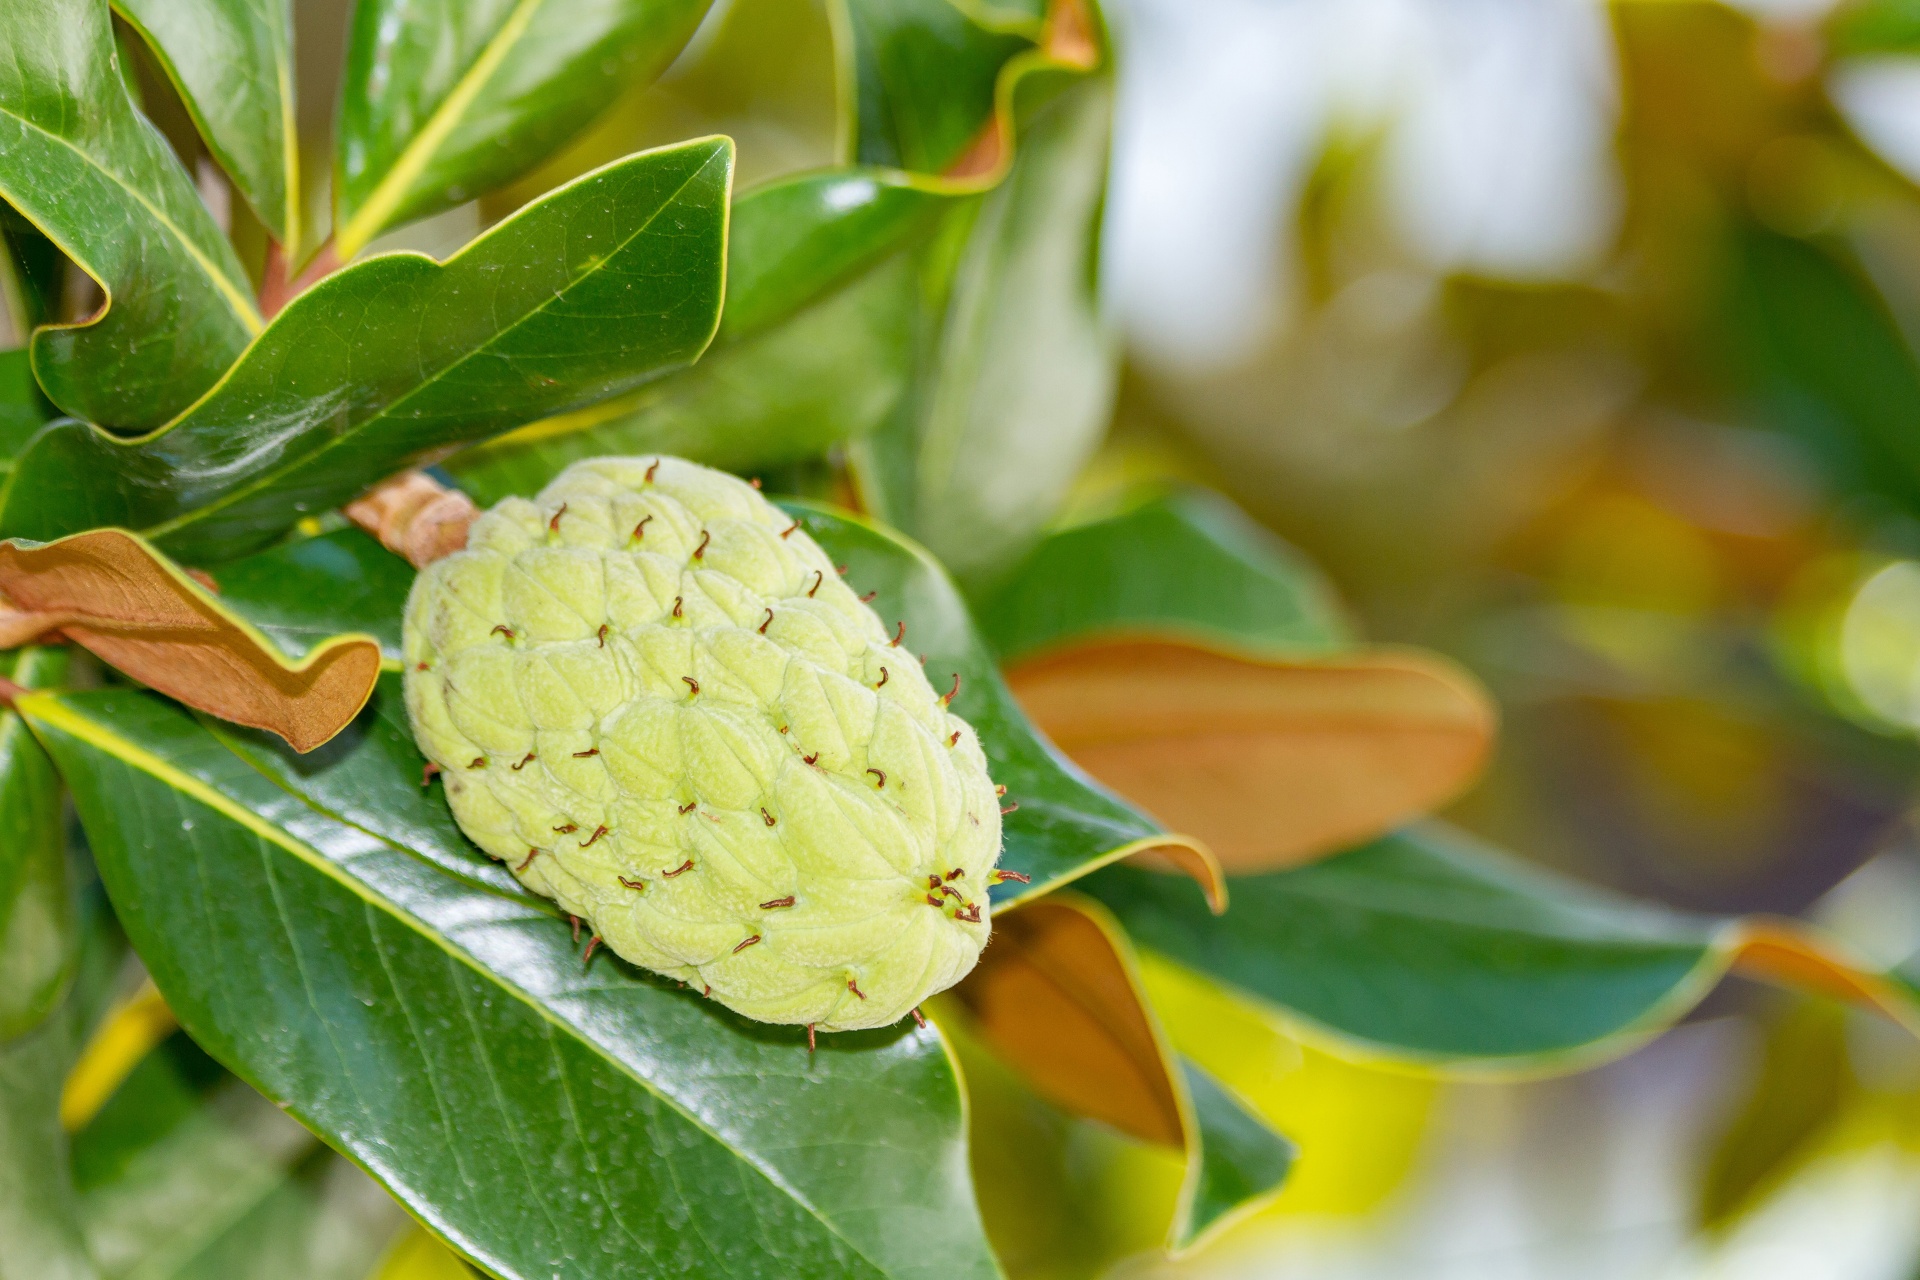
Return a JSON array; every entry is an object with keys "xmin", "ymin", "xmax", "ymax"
[
  {"xmin": 956, "ymin": 895, "xmax": 1184, "ymax": 1148},
  {"xmin": 0, "ymin": 530, "xmax": 381, "ymax": 752},
  {"xmin": 940, "ymin": 0, "xmax": 1102, "ymax": 184},
  {"xmin": 343, "ymin": 470, "xmax": 477, "ymax": 568},
  {"xmin": 1125, "ymin": 840, "xmax": 1227, "ymax": 913},
  {"xmin": 1005, "ymin": 637, "xmax": 1497, "ymax": 872},
  {"xmin": 1728, "ymin": 919, "xmax": 1920, "ymax": 1037}
]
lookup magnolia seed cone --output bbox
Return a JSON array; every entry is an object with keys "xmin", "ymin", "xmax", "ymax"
[{"xmin": 402, "ymin": 457, "xmax": 1003, "ymax": 1031}]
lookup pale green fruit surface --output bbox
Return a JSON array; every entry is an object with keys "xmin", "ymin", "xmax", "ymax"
[{"xmin": 402, "ymin": 457, "xmax": 1002, "ymax": 1031}]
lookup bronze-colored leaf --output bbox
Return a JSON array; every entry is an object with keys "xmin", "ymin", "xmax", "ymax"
[
  {"xmin": 342, "ymin": 471, "xmax": 477, "ymax": 569},
  {"xmin": 948, "ymin": 894, "xmax": 1295, "ymax": 1253},
  {"xmin": 1727, "ymin": 918, "xmax": 1920, "ymax": 1037},
  {"xmin": 0, "ymin": 530, "xmax": 380, "ymax": 752},
  {"xmin": 955, "ymin": 896, "xmax": 1183, "ymax": 1146},
  {"xmin": 1005, "ymin": 637, "xmax": 1497, "ymax": 871}
]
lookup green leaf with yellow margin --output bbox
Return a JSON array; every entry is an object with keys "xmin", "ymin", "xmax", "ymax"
[
  {"xmin": 23, "ymin": 683, "xmax": 1002, "ymax": 1280},
  {"xmin": 443, "ymin": 0, "xmax": 1102, "ymax": 503},
  {"xmin": 1086, "ymin": 821, "xmax": 1920, "ymax": 1071},
  {"xmin": 446, "ymin": 173, "xmax": 936, "ymax": 503},
  {"xmin": 0, "ymin": 0, "xmax": 259, "ymax": 429},
  {"xmin": 0, "ymin": 138, "xmax": 732, "ymax": 564},
  {"xmin": 113, "ymin": 0, "xmax": 301, "ymax": 249},
  {"xmin": 334, "ymin": 0, "xmax": 715, "ymax": 256}
]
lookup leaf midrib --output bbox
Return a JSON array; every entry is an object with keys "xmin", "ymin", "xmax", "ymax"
[
  {"xmin": 145, "ymin": 146, "xmax": 725, "ymax": 543},
  {"xmin": 26, "ymin": 693, "xmax": 894, "ymax": 1278},
  {"xmin": 334, "ymin": 0, "xmax": 549, "ymax": 257}
]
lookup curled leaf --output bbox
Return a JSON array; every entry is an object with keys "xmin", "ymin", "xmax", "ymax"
[
  {"xmin": 956, "ymin": 896, "xmax": 1182, "ymax": 1146},
  {"xmin": 950, "ymin": 895, "xmax": 1293, "ymax": 1252},
  {"xmin": 0, "ymin": 530, "xmax": 379, "ymax": 752},
  {"xmin": 1006, "ymin": 637, "xmax": 1496, "ymax": 872},
  {"xmin": 1726, "ymin": 918, "xmax": 1920, "ymax": 1037}
]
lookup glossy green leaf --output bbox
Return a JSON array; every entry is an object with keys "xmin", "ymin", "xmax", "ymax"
[
  {"xmin": 0, "ymin": 646, "xmax": 76, "ymax": 1042},
  {"xmin": 211, "ymin": 528, "xmax": 413, "ymax": 664},
  {"xmin": 25, "ymin": 684, "xmax": 1001, "ymax": 1280},
  {"xmin": 444, "ymin": 168, "xmax": 942, "ymax": 497},
  {"xmin": 719, "ymin": 171, "xmax": 946, "ymax": 343},
  {"xmin": 443, "ymin": 0, "xmax": 1102, "ymax": 503},
  {"xmin": 854, "ymin": 74, "xmax": 1117, "ymax": 588},
  {"xmin": 0, "ymin": 0, "xmax": 259, "ymax": 429},
  {"xmin": 0, "ymin": 1009, "xmax": 98, "ymax": 1280},
  {"xmin": 978, "ymin": 488, "xmax": 1355, "ymax": 662},
  {"xmin": 834, "ymin": 0, "xmax": 1033, "ymax": 173},
  {"xmin": 1174, "ymin": 1058, "xmax": 1293, "ymax": 1252},
  {"xmin": 113, "ymin": 0, "xmax": 299, "ymax": 248},
  {"xmin": 0, "ymin": 346, "xmax": 52, "ymax": 467},
  {"xmin": 448, "ymin": 241, "xmax": 922, "ymax": 501},
  {"xmin": 335, "ymin": 0, "xmax": 714, "ymax": 256},
  {"xmin": 788, "ymin": 501, "xmax": 1198, "ymax": 903},
  {"xmin": 1086, "ymin": 822, "xmax": 1735, "ymax": 1070},
  {"xmin": 0, "ymin": 138, "xmax": 733, "ymax": 563}
]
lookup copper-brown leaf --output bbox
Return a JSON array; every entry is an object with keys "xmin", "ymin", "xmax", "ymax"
[
  {"xmin": 1006, "ymin": 637, "xmax": 1497, "ymax": 872},
  {"xmin": 0, "ymin": 529, "xmax": 380, "ymax": 752},
  {"xmin": 954, "ymin": 895, "xmax": 1184, "ymax": 1147},
  {"xmin": 342, "ymin": 470, "xmax": 477, "ymax": 569}
]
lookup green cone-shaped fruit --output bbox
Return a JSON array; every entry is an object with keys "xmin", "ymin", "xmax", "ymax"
[{"xmin": 403, "ymin": 457, "xmax": 1002, "ymax": 1031}]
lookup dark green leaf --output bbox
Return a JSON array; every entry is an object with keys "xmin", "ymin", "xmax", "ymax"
[
  {"xmin": 25, "ymin": 685, "xmax": 1000, "ymax": 1280},
  {"xmin": 334, "ymin": 0, "xmax": 714, "ymax": 255},
  {"xmin": 853, "ymin": 75, "xmax": 1117, "ymax": 588},
  {"xmin": 113, "ymin": 0, "xmax": 300, "ymax": 248},
  {"xmin": 448, "ymin": 243, "xmax": 921, "ymax": 501},
  {"xmin": 1172, "ymin": 1057, "xmax": 1293, "ymax": 1253},
  {"xmin": 977, "ymin": 488, "xmax": 1355, "ymax": 662},
  {"xmin": 1086, "ymin": 822, "xmax": 1726, "ymax": 1067},
  {"xmin": 788, "ymin": 501, "xmax": 1184, "ymax": 904},
  {"xmin": 0, "ymin": 0, "xmax": 259, "ymax": 428},
  {"xmin": 0, "ymin": 1009, "xmax": 99, "ymax": 1280},
  {"xmin": 0, "ymin": 138, "xmax": 733, "ymax": 563},
  {"xmin": 0, "ymin": 215, "xmax": 68, "ymax": 334},
  {"xmin": 837, "ymin": 0, "xmax": 1033, "ymax": 173},
  {"xmin": 0, "ymin": 646, "xmax": 76, "ymax": 1041},
  {"xmin": 211, "ymin": 529, "xmax": 413, "ymax": 663},
  {"xmin": 0, "ymin": 345, "xmax": 53, "ymax": 467},
  {"xmin": 444, "ymin": 168, "xmax": 944, "ymax": 497}
]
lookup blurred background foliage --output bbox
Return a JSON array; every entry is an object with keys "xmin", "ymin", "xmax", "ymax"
[{"xmin": 19, "ymin": 0, "xmax": 1920, "ymax": 1274}]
